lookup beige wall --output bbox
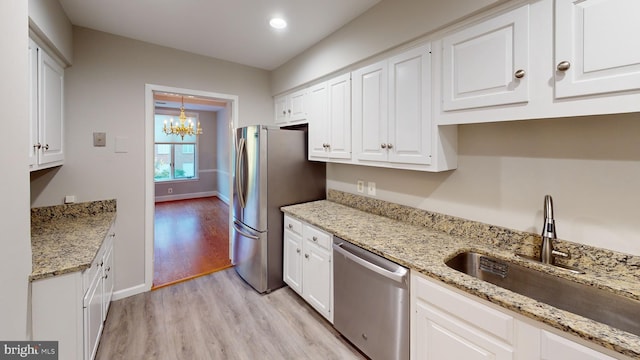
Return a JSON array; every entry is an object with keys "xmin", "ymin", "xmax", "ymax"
[
  {"xmin": 271, "ymin": 0, "xmax": 501, "ymax": 94},
  {"xmin": 30, "ymin": 27, "xmax": 272, "ymax": 293},
  {"xmin": 28, "ymin": 0, "xmax": 73, "ymax": 64},
  {"xmin": 0, "ymin": 0, "xmax": 32, "ymax": 340},
  {"xmin": 272, "ymin": 0, "xmax": 640, "ymax": 256}
]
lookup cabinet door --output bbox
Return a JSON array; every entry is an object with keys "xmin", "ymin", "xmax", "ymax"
[
  {"xmin": 326, "ymin": 73, "xmax": 351, "ymax": 159},
  {"xmin": 288, "ymin": 88, "xmax": 307, "ymax": 122},
  {"xmin": 102, "ymin": 243, "xmax": 114, "ymax": 319},
  {"xmin": 307, "ymin": 82, "xmax": 329, "ymax": 159},
  {"xmin": 442, "ymin": 5, "xmax": 529, "ymax": 110},
  {"xmin": 274, "ymin": 95, "xmax": 288, "ymax": 124},
  {"xmin": 540, "ymin": 331, "xmax": 615, "ymax": 360},
  {"xmin": 555, "ymin": 0, "xmax": 640, "ymax": 98},
  {"xmin": 39, "ymin": 49, "xmax": 65, "ymax": 166},
  {"xmin": 83, "ymin": 272, "xmax": 104, "ymax": 360},
  {"xmin": 352, "ymin": 60, "xmax": 388, "ymax": 162},
  {"xmin": 302, "ymin": 241, "xmax": 332, "ymax": 321},
  {"xmin": 388, "ymin": 44, "xmax": 432, "ymax": 165},
  {"xmin": 414, "ymin": 300, "xmax": 514, "ymax": 360},
  {"xmin": 283, "ymin": 229, "xmax": 303, "ymax": 294},
  {"xmin": 28, "ymin": 39, "xmax": 38, "ymax": 169}
]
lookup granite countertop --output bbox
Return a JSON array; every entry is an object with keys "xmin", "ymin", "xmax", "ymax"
[
  {"xmin": 281, "ymin": 190, "xmax": 640, "ymax": 358},
  {"xmin": 30, "ymin": 199, "xmax": 117, "ymax": 281}
]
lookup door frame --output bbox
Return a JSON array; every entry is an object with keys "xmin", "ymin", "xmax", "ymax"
[{"xmin": 144, "ymin": 84, "xmax": 238, "ymax": 291}]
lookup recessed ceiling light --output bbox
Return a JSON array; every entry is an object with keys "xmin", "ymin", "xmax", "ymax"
[{"xmin": 269, "ymin": 17, "xmax": 287, "ymax": 29}]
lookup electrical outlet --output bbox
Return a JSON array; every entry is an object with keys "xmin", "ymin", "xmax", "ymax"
[
  {"xmin": 367, "ymin": 182, "xmax": 376, "ymax": 196},
  {"xmin": 168, "ymin": 188, "xmax": 173, "ymax": 194},
  {"xmin": 357, "ymin": 180, "xmax": 364, "ymax": 193}
]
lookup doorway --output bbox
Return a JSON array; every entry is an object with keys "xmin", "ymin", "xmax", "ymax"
[{"xmin": 144, "ymin": 84, "xmax": 238, "ymax": 291}]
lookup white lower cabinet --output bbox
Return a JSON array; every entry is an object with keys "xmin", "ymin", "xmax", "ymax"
[
  {"xmin": 283, "ymin": 215, "xmax": 333, "ymax": 322},
  {"xmin": 411, "ymin": 271, "xmax": 625, "ymax": 360},
  {"xmin": 32, "ymin": 227, "xmax": 115, "ymax": 360}
]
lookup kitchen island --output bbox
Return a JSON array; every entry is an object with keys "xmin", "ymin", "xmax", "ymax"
[{"xmin": 282, "ymin": 190, "xmax": 640, "ymax": 359}]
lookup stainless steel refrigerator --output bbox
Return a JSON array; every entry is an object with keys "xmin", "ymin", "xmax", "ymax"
[{"xmin": 232, "ymin": 125, "xmax": 325, "ymax": 293}]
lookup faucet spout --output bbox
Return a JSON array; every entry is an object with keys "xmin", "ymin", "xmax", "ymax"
[{"xmin": 541, "ymin": 195, "xmax": 556, "ymax": 264}]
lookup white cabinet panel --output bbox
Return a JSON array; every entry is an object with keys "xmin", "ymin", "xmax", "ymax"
[
  {"xmin": 29, "ymin": 37, "xmax": 65, "ymax": 171},
  {"xmin": 274, "ymin": 88, "xmax": 308, "ymax": 125},
  {"xmin": 352, "ymin": 60, "xmax": 388, "ymax": 162},
  {"xmin": 308, "ymin": 73, "xmax": 351, "ymax": 161},
  {"xmin": 442, "ymin": 5, "xmax": 529, "ymax": 110},
  {"xmin": 388, "ymin": 45, "xmax": 432, "ymax": 165},
  {"xmin": 541, "ymin": 331, "xmax": 616, "ymax": 360},
  {"xmin": 282, "ymin": 215, "xmax": 333, "ymax": 323},
  {"xmin": 555, "ymin": 0, "xmax": 640, "ymax": 98}
]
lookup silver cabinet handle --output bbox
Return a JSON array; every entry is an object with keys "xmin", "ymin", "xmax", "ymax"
[
  {"xmin": 287, "ymin": 109, "xmax": 291, "ymax": 114},
  {"xmin": 296, "ymin": 248, "xmax": 301, "ymax": 254},
  {"xmin": 514, "ymin": 69, "xmax": 526, "ymax": 79},
  {"xmin": 288, "ymin": 223, "xmax": 293, "ymax": 229},
  {"xmin": 557, "ymin": 61, "xmax": 571, "ymax": 71},
  {"xmin": 304, "ymin": 254, "xmax": 309, "ymax": 259},
  {"xmin": 282, "ymin": 110, "xmax": 286, "ymax": 115},
  {"xmin": 386, "ymin": 143, "xmax": 393, "ymax": 149},
  {"xmin": 380, "ymin": 143, "xmax": 387, "ymax": 149},
  {"xmin": 43, "ymin": 144, "xmax": 50, "ymax": 150},
  {"xmin": 33, "ymin": 143, "xmax": 42, "ymax": 151},
  {"xmin": 312, "ymin": 236, "xmax": 318, "ymax": 242}
]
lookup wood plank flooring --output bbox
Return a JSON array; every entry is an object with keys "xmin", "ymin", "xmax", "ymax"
[
  {"xmin": 96, "ymin": 269, "xmax": 366, "ymax": 360},
  {"xmin": 154, "ymin": 197, "xmax": 232, "ymax": 288}
]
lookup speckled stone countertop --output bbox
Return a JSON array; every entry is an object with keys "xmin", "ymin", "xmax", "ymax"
[
  {"xmin": 30, "ymin": 199, "xmax": 116, "ymax": 281},
  {"xmin": 281, "ymin": 190, "xmax": 640, "ymax": 358}
]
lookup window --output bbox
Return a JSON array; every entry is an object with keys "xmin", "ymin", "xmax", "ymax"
[{"xmin": 154, "ymin": 111, "xmax": 198, "ymax": 182}]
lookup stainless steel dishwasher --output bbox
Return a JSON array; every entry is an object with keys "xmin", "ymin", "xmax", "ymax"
[{"xmin": 332, "ymin": 237, "xmax": 409, "ymax": 360}]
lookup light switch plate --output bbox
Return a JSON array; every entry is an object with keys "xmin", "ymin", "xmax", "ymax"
[
  {"xmin": 93, "ymin": 132, "xmax": 106, "ymax": 147},
  {"xmin": 115, "ymin": 136, "xmax": 129, "ymax": 153}
]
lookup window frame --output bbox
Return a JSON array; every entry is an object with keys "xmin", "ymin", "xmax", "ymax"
[{"xmin": 154, "ymin": 109, "xmax": 200, "ymax": 183}]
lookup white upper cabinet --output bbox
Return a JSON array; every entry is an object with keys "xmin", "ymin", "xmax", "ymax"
[
  {"xmin": 274, "ymin": 87, "xmax": 308, "ymax": 125},
  {"xmin": 441, "ymin": 5, "xmax": 529, "ymax": 111},
  {"xmin": 554, "ymin": 0, "xmax": 640, "ymax": 99},
  {"xmin": 29, "ymin": 37, "xmax": 65, "ymax": 171},
  {"xmin": 352, "ymin": 44, "xmax": 444, "ymax": 170},
  {"xmin": 388, "ymin": 45, "xmax": 432, "ymax": 166},
  {"xmin": 352, "ymin": 60, "xmax": 388, "ymax": 162},
  {"xmin": 308, "ymin": 73, "xmax": 351, "ymax": 161}
]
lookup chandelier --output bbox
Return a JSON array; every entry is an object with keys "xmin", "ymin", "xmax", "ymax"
[{"xmin": 162, "ymin": 96, "xmax": 203, "ymax": 140}]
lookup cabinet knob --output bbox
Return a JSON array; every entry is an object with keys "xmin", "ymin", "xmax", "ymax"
[
  {"xmin": 106, "ymin": 266, "xmax": 111, "ymax": 272},
  {"xmin": 304, "ymin": 254, "xmax": 309, "ymax": 259},
  {"xmin": 104, "ymin": 274, "xmax": 108, "ymax": 279},
  {"xmin": 514, "ymin": 69, "xmax": 526, "ymax": 79},
  {"xmin": 33, "ymin": 143, "xmax": 42, "ymax": 150},
  {"xmin": 387, "ymin": 143, "xmax": 393, "ymax": 149},
  {"xmin": 43, "ymin": 144, "xmax": 50, "ymax": 151},
  {"xmin": 296, "ymin": 248, "xmax": 301, "ymax": 254},
  {"xmin": 287, "ymin": 109, "xmax": 291, "ymax": 114},
  {"xmin": 380, "ymin": 143, "xmax": 387, "ymax": 149},
  {"xmin": 288, "ymin": 223, "xmax": 293, "ymax": 229},
  {"xmin": 557, "ymin": 61, "xmax": 571, "ymax": 72},
  {"xmin": 282, "ymin": 110, "xmax": 287, "ymax": 115},
  {"xmin": 312, "ymin": 236, "xmax": 318, "ymax": 242}
]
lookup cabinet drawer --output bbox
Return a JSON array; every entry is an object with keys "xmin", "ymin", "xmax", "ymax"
[
  {"xmin": 413, "ymin": 273, "xmax": 514, "ymax": 344},
  {"xmin": 303, "ymin": 224, "xmax": 331, "ymax": 250},
  {"xmin": 284, "ymin": 215, "xmax": 302, "ymax": 235}
]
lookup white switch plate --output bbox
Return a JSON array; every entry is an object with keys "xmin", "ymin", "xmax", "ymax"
[
  {"xmin": 367, "ymin": 182, "xmax": 376, "ymax": 196},
  {"xmin": 357, "ymin": 180, "xmax": 364, "ymax": 193}
]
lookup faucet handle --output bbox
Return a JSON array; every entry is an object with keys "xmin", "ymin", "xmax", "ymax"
[{"xmin": 552, "ymin": 249, "xmax": 570, "ymax": 259}]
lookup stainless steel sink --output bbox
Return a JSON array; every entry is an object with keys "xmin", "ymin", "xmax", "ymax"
[{"xmin": 445, "ymin": 251, "xmax": 640, "ymax": 336}]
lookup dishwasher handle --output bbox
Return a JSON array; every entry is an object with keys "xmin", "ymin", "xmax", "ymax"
[{"xmin": 333, "ymin": 242, "xmax": 407, "ymax": 284}]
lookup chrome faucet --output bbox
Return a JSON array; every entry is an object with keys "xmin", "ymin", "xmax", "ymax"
[{"xmin": 540, "ymin": 195, "xmax": 568, "ymax": 264}]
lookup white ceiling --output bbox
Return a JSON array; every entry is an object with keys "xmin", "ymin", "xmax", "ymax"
[{"xmin": 58, "ymin": 0, "xmax": 381, "ymax": 71}]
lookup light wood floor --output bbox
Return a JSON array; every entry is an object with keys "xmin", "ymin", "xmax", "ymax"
[
  {"xmin": 96, "ymin": 268, "xmax": 366, "ymax": 360},
  {"xmin": 154, "ymin": 197, "xmax": 232, "ymax": 288}
]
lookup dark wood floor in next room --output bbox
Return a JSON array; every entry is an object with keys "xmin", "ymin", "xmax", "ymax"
[{"xmin": 153, "ymin": 197, "xmax": 232, "ymax": 289}]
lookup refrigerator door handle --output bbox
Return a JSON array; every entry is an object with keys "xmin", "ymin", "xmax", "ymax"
[
  {"xmin": 233, "ymin": 220, "xmax": 260, "ymax": 240},
  {"xmin": 235, "ymin": 137, "xmax": 247, "ymax": 209}
]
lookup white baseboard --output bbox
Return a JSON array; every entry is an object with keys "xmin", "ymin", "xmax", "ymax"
[
  {"xmin": 155, "ymin": 191, "xmax": 217, "ymax": 203},
  {"xmin": 217, "ymin": 192, "xmax": 230, "ymax": 205},
  {"xmin": 112, "ymin": 283, "xmax": 148, "ymax": 301}
]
